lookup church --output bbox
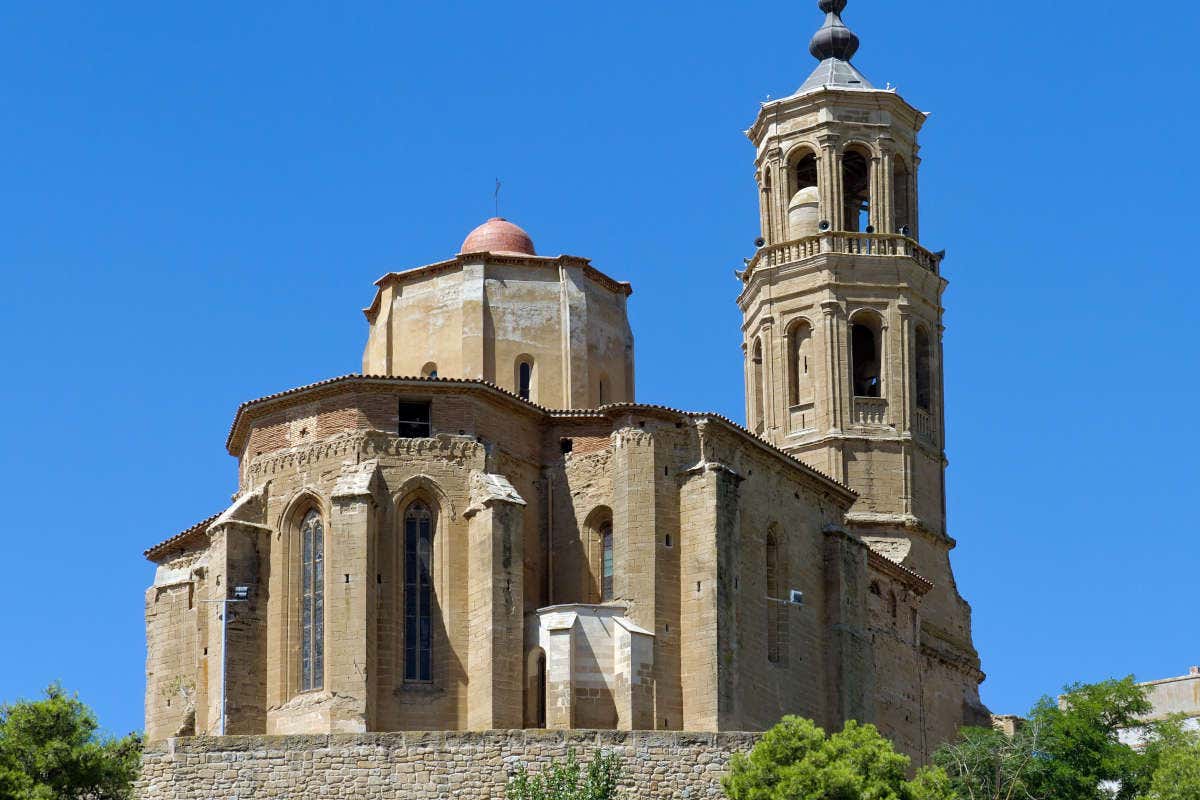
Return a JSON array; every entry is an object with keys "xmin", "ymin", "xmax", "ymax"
[{"xmin": 142, "ymin": 0, "xmax": 987, "ymax": 764}]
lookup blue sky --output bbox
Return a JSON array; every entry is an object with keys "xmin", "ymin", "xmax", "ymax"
[{"xmin": 0, "ymin": 1, "xmax": 1196, "ymax": 736}]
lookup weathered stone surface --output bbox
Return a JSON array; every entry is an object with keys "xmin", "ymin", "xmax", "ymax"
[{"xmin": 136, "ymin": 730, "xmax": 759, "ymax": 800}]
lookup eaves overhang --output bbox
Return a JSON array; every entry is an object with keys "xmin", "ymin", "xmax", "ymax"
[
  {"xmin": 362, "ymin": 253, "xmax": 633, "ymax": 320},
  {"xmin": 222, "ymin": 376, "xmax": 857, "ymax": 501}
]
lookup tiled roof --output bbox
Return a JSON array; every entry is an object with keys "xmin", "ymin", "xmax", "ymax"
[
  {"xmin": 144, "ymin": 513, "xmax": 220, "ymax": 561},
  {"xmin": 867, "ymin": 549, "xmax": 934, "ymax": 594}
]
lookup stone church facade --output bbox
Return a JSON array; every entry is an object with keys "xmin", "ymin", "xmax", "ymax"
[{"xmin": 142, "ymin": 0, "xmax": 987, "ymax": 768}]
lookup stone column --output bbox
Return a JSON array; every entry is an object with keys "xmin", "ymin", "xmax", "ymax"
[
  {"xmin": 897, "ymin": 301, "xmax": 913, "ymax": 435},
  {"xmin": 875, "ymin": 140, "xmax": 895, "ymax": 234},
  {"xmin": 465, "ymin": 472, "xmax": 526, "ymax": 730},
  {"xmin": 818, "ymin": 135, "xmax": 843, "ymax": 231},
  {"xmin": 759, "ymin": 317, "xmax": 776, "ymax": 434},
  {"xmin": 910, "ymin": 152, "xmax": 922, "ymax": 240},
  {"xmin": 325, "ymin": 460, "xmax": 381, "ymax": 733},
  {"xmin": 897, "ymin": 302, "xmax": 914, "ymax": 517},
  {"xmin": 769, "ymin": 147, "xmax": 787, "ymax": 244},
  {"xmin": 820, "ymin": 299, "xmax": 845, "ymax": 435}
]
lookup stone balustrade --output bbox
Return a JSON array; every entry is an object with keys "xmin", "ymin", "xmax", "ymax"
[
  {"xmin": 852, "ymin": 397, "xmax": 888, "ymax": 427},
  {"xmin": 747, "ymin": 233, "xmax": 942, "ymax": 276},
  {"xmin": 913, "ymin": 408, "xmax": 935, "ymax": 442}
]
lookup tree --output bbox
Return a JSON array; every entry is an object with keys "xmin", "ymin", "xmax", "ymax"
[
  {"xmin": 932, "ymin": 676, "xmax": 1155, "ymax": 800},
  {"xmin": 0, "ymin": 683, "xmax": 141, "ymax": 800},
  {"xmin": 1137, "ymin": 717, "xmax": 1200, "ymax": 800},
  {"xmin": 721, "ymin": 715, "xmax": 952, "ymax": 800},
  {"xmin": 930, "ymin": 722, "xmax": 1046, "ymax": 800},
  {"xmin": 505, "ymin": 749, "xmax": 622, "ymax": 800},
  {"xmin": 1027, "ymin": 676, "xmax": 1152, "ymax": 800}
]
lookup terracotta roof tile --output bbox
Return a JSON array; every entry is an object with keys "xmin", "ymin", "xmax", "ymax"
[{"xmin": 144, "ymin": 513, "xmax": 220, "ymax": 561}]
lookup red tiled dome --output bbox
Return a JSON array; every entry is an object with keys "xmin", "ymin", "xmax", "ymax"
[{"xmin": 460, "ymin": 217, "xmax": 536, "ymax": 256}]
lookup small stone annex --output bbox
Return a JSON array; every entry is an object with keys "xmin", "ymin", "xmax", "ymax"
[{"xmin": 139, "ymin": 2, "xmax": 989, "ymax": 795}]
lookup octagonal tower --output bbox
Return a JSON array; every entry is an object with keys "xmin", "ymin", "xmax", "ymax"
[
  {"xmin": 363, "ymin": 217, "xmax": 635, "ymax": 409},
  {"xmin": 737, "ymin": 0, "xmax": 988, "ymax": 741}
]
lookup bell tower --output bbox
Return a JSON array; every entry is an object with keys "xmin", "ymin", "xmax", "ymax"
[{"xmin": 738, "ymin": 0, "xmax": 987, "ymax": 736}]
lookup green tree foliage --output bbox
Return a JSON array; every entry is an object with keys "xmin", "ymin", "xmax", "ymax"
[
  {"xmin": 930, "ymin": 722, "xmax": 1046, "ymax": 800},
  {"xmin": 933, "ymin": 676, "xmax": 1157, "ymax": 800},
  {"xmin": 0, "ymin": 683, "xmax": 141, "ymax": 800},
  {"xmin": 721, "ymin": 715, "xmax": 952, "ymax": 800},
  {"xmin": 505, "ymin": 749, "xmax": 622, "ymax": 800},
  {"xmin": 1137, "ymin": 717, "xmax": 1200, "ymax": 800},
  {"xmin": 1029, "ymin": 676, "xmax": 1152, "ymax": 799}
]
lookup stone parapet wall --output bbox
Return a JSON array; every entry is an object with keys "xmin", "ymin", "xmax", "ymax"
[{"xmin": 136, "ymin": 729, "xmax": 759, "ymax": 800}]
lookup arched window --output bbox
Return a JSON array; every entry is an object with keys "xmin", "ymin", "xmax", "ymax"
[
  {"xmin": 787, "ymin": 320, "xmax": 813, "ymax": 406},
  {"xmin": 793, "ymin": 151, "xmax": 818, "ymax": 197},
  {"xmin": 752, "ymin": 338, "xmax": 765, "ymax": 431},
  {"xmin": 786, "ymin": 149, "xmax": 821, "ymax": 239},
  {"xmin": 851, "ymin": 313, "xmax": 883, "ymax": 398},
  {"xmin": 299, "ymin": 509, "xmax": 324, "ymax": 692},
  {"xmin": 517, "ymin": 358, "xmax": 533, "ymax": 401},
  {"xmin": 842, "ymin": 146, "xmax": 872, "ymax": 232},
  {"xmin": 765, "ymin": 530, "xmax": 786, "ymax": 664},
  {"xmin": 421, "ymin": 362, "xmax": 438, "ymax": 379},
  {"xmin": 404, "ymin": 501, "xmax": 434, "ymax": 682},
  {"xmin": 915, "ymin": 326, "xmax": 933, "ymax": 411},
  {"xmin": 600, "ymin": 521, "xmax": 614, "ymax": 602},
  {"xmin": 893, "ymin": 155, "xmax": 912, "ymax": 235}
]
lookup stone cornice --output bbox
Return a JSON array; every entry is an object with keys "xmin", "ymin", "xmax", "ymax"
[
  {"xmin": 746, "ymin": 86, "xmax": 927, "ymax": 146},
  {"xmin": 362, "ymin": 253, "xmax": 632, "ymax": 319}
]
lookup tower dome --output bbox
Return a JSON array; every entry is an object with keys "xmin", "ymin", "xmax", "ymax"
[{"xmin": 459, "ymin": 217, "xmax": 536, "ymax": 256}]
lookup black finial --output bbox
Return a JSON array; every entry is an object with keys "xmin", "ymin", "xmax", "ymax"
[{"xmin": 810, "ymin": 0, "xmax": 860, "ymax": 62}]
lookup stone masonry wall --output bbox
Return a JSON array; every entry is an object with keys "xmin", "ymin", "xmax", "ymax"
[{"xmin": 137, "ymin": 730, "xmax": 759, "ymax": 800}]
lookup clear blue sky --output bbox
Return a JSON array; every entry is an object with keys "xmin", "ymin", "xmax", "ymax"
[{"xmin": 1, "ymin": 1, "xmax": 1196, "ymax": 737}]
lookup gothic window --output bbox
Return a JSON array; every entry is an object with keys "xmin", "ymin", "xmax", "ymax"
[
  {"xmin": 600, "ymin": 521, "xmax": 614, "ymax": 602},
  {"xmin": 851, "ymin": 313, "xmax": 883, "ymax": 398},
  {"xmin": 517, "ymin": 358, "xmax": 534, "ymax": 401},
  {"xmin": 299, "ymin": 509, "xmax": 324, "ymax": 692},
  {"xmin": 915, "ymin": 326, "xmax": 933, "ymax": 411},
  {"xmin": 842, "ymin": 146, "xmax": 872, "ymax": 232},
  {"xmin": 787, "ymin": 320, "xmax": 813, "ymax": 406},
  {"xmin": 765, "ymin": 530, "xmax": 787, "ymax": 664},
  {"xmin": 752, "ymin": 338, "xmax": 765, "ymax": 430},
  {"xmin": 404, "ymin": 501, "xmax": 434, "ymax": 682}
]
